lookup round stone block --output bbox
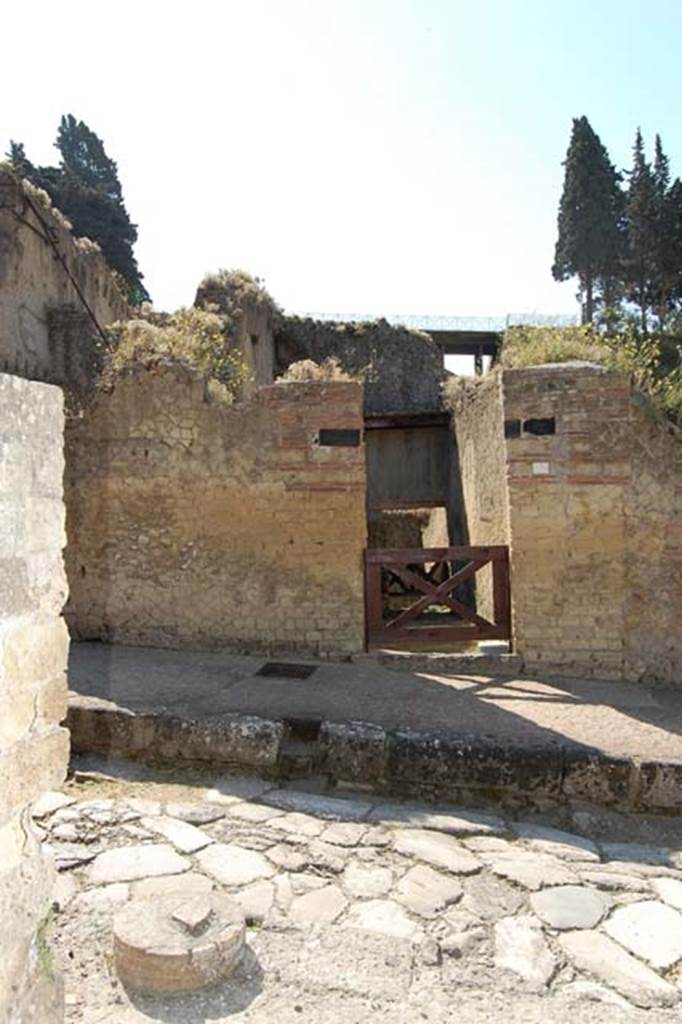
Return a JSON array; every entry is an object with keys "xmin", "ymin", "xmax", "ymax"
[{"xmin": 114, "ymin": 894, "xmax": 245, "ymax": 994}]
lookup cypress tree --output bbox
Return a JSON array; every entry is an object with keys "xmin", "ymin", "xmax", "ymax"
[
  {"xmin": 624, "ymin": 130, "xmax": 659, "ymax": 332},
  {"xmin": 649, "ymin": 134, "xmax": 682, "ymax": 329},
  {"xmin": 56, "ymin": 115, "xmax": 122, "ymax": 200},
  {"xmin": 553, "ymin": 116, "xmax": 623, "ymax": 324},
  {"xmin": 668, "ymin": 179, "xmax": 682, "ymax": 320},
  {"xmin": 6, "ymin": 117, "xmax": 149, "ymax": 305}
]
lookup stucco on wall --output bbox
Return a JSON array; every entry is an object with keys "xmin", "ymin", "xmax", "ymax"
[{"xmin": 0, "ymin": 373, "xmax": 69, "ymax": 1022}]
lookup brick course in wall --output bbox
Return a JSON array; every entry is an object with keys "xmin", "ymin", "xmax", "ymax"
[
  {"xmin": 65, "ymin": 366, "xmax": 367, "ymax": 657},
  {"xmin": 0, "ymin": 373, "xmax": 69, "ymax": 1023},
  {"xmin": 449, "ymin": 364, "xmax": 682, "ymax": 683}
]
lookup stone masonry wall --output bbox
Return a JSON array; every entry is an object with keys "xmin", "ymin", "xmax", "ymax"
[
  {"xmin": 624, "ymin": 397, "xmax": 682, "ymax": 683},
  {"xmin": 64, "ymin": 367, "xmax": 367, "ymax": 656},
  {"xmin": 236, "ymin": 304, "xmax": 275, "ymax": 394},
  {"xmin": 445, "ymin": 372, "xmax": 510, "ymax": 622},
  {"xmin": 275, "ymin": 316, "xmax": 444, "ymax": 416},
  {"xmin": 502, "ymin": 365, "xmax": 631, "ymax": 680},
  {"xmin": 450, "ymin": 363, "xmax": 682, "ymax": 683},
  {"xmin": 0, "ymin": 374, "xmax": 70, "ymax": 1022},
  {"xmin": 0, "ymin": 170, "xmax": 128, "ymax": 385}
]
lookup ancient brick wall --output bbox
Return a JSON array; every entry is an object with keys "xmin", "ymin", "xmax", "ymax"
[
  {"xmin": 450, "ymin": 363, "xmax": 682, "ymax": 683},
  {"xmin": 64, "ymin": 367, "xmax": 367, "ymax": 656},
  {"xmin": 0, "ymin": 170, "xmax": 128, "ymax": 385},
  {"xmin": 0, "ymin": 373, "xmax": 69, "ymax": 1022},
  {"xmin": 502, "ymin": 365, "xmax": 631, "ymax": 680}
]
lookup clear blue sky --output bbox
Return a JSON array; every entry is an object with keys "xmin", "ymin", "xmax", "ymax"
[{"xmin": 5, "ymin": 0, "xmax": 681, "ymax": 319}]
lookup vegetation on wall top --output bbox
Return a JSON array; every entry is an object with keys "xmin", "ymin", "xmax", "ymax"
[
  {"xmin": 501, "ymin": 325, "xmax": 682, "ymax": 427},
  {"xmin": 102, "ymin": 308, "xmax": 252, "ymax": 401},
  {"xmin": 195, "ymin": 269, "xmax": 281, "ymax": 332},
  {"xmin": 277, "ymin": 357, "xmax": 358, "ymax": 383}
]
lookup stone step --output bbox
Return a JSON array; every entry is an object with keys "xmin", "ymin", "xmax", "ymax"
[
  {"xmin": 67, "ymin": 694, "xmax": 682, "ymax": 814},
  {"xmin": 371, "ymin": 650, "xmax": 523, "ymax": 677},
  {"xmin": 277, "ymin": 739, "xmax": 317, "ymax": 777}
]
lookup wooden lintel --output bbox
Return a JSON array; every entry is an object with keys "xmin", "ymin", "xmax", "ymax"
[
  {"xmin": 363, "ymin": 413, "xmax": 450, "ymax": 431},
  {"xmin": 368, "ymin": 499, "xmax": 447, "ymax": 511}
]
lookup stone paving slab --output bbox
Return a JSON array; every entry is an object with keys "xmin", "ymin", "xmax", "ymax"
[
  {"xmin": 67, "ymin": 642, "xmax": 682, "ymax": 813},
  {"xmin": 41, "ymin": 770, "xmax": 682, "ymax": 1023}
]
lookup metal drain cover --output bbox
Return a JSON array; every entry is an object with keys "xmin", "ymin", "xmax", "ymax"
[{"xmin": 255, "ymin": 661, "xmax": 318, "ymax": 680}]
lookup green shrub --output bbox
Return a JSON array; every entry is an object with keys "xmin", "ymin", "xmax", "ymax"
[
  {"xmin": 104, "ymin": 307, "xmax": 253, "ymax": 400},
  {"xmin": 501, "ymin": 325, "xmax": 610, "ymax": 368},
  {"xmin": 501, "ymin": 325, "xmax": 682, "ymax": 426},
  {"xmin": 277, "ymin": 357, "xmax": 358, "ymax": 383},
  {"xmin": 195, "ymin": 269, "xmax": 280, "ymax": 332}
]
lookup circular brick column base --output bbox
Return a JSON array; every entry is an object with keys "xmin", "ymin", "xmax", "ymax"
[{"xmin": 114, "ymin": 894, "xmax": 245, "ymax": 994}]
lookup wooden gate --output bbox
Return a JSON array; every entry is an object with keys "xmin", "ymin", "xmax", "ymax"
[{"xmin": 365, "ymin": 545, "xmax": 511, "ymax": 648}]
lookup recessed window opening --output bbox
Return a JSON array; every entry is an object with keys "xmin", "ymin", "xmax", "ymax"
[
  {"xmin": 523, "ymin": 417, "xmax": 556, "ymax": 436},
  {"xmin": 317, "ymin": 428, "xmax": 361, "ymax": 447}
]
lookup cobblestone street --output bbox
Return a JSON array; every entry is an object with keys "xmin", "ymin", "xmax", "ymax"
[{"xmin": 32, "ymin": 764, "xmax": 682, "ymax": 1023}]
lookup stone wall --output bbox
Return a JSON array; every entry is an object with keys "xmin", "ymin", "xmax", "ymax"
[
  {"xmin": 194, "ymin": 272, "xmax": 277, "ymax": 391},
  {"xmin": 236, "ymin": 304, "xmax": 275, "ymax": 392},
  {"xmin": 0, "ymin": 373, "xmax": 69, "ymax": 1022},
  {"xmin": 502, "ymin": 365, "xmax": 630, "ymax": 680},
  {"xmin": 624, "ymin": 396, "xmax": 682, "ymax": 683},
  {"xmin": 275, "ymin": 316, "xmax": 444, "ymax": 415},
  {"xmin": 0, "ymin": 170, "xmax": 128, "ymax": 385},
  {"xmin": 445, "ymin": 373, "xmax": 510, "ymax": 621},
  {"xmin": 449, "ymin": 363, "xmax": 682, "ymax": 683},
  {"xmin": 65, "ymin": 367, "xmax": 367, "ymax": 656}
]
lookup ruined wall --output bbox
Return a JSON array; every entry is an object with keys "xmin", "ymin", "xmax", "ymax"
[
  {"xmin": 238, "ymin": 304, "xmax": 275, "ymax": 392},
  {"xmin": 276, "ymin": 317, "xmax": 444, "ymax": 415},
  {"xmin": 0, "ymin": 374, "xmax": 69, "ymax": 1023},
  {"xmin": 65, "ymin": 367, "xmax": 366, "ymax": 656},
  {"xmin": 194, "ymin": 272, "xmax": 277, "ymax": 391},
  {"xmin": 445, "ymin": 372, "xmax": 510, "ymax": 621},
  {"xmin": 0, "ymin": 170, "xmax": 128, "ymax": 384},
  {"xmin": 450, "ymin": 362, "xmax": 682, "ymax": 682},
  {"xmin": 624, "ymin": 398, "xmax": 682, "ymax": 683}
]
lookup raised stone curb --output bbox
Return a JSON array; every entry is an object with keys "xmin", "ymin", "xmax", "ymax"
[
  {"xmin": 68, "ymin": 696, "xmax": 284, "ymax": 768},
  {"xmin": 66, "ymin": 696, "xmax": 682, "ymax": 813},
  {"xmin": 317, "ymin": 719, "xmax": 387, "ymax": 784}
]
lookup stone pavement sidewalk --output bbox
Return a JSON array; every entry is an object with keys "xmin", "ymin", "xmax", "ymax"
[
  {"xmin": 68, "ymin": 642, "xmax": 682, "ymax": 812},
  {"xmin": 37, "ymin": 766, "xmax": 682, "ymax": 1023}
]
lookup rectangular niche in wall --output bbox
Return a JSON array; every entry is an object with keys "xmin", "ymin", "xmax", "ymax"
[
  {"xmin": 523, "ymin": 417, "xmax": 556, "ymax": 436},
  {"xmin": 317, "ymin": 429, "xmax": 361, "ymax": 447}
]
